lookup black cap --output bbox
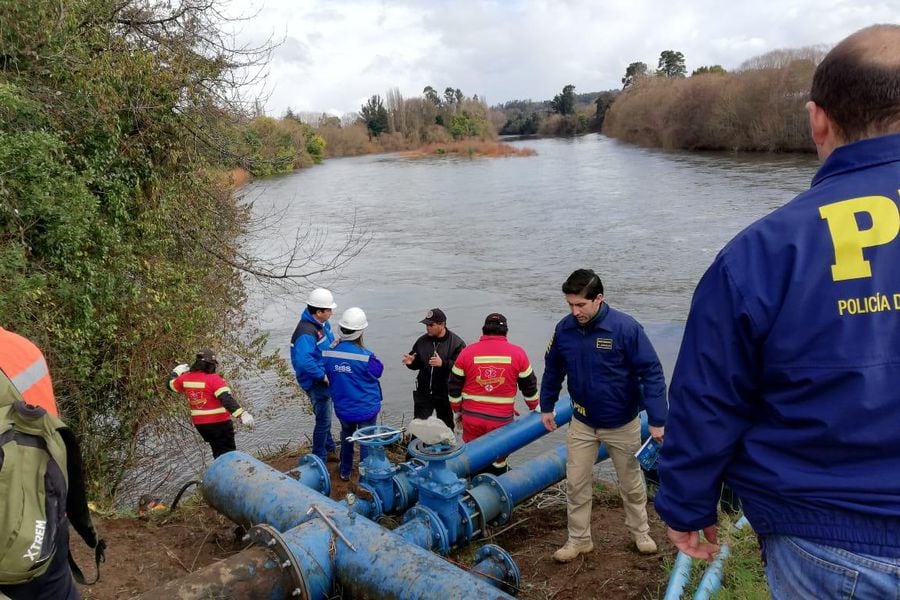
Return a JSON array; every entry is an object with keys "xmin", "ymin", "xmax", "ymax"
[
  {"xmin": 196, "ymin": 348, "xmax": 217, "ymax": 363},
  {"xmin": 419, "ymin": 308, "xmax": 447, "ymax": 325},
  {"xmin": 484, "ymin": 313, "xmax": 507, "ymax": 327}
]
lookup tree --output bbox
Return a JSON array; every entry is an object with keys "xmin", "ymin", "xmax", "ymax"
[
  {"xmin": 622, "ymin": 62, "xmax": 648, "ymax": 88},
  {"xmin": 593, "ymin": 91, "xmax": 618, "ymax": 130},
  {"xmin": 444, "ymin": 87, "xmax": 456, "ymax": 106},
  {"xmin": 0, "ymin": 0, "xmax": 370, "ymax": 503},
  {"xmin": 360, "ymin": 95, "xmax": 389, "ymax": 137},
  {"xmin": 423, "ymin": 86, "xmax": 441, "ymax": 106},
  {"xmin": 551, "ymin": 84, "xmax": 576, "ymax": 115},
  {"xmin": 657, "ymin": 50, "xmax": 687, "ymax": 78},
  {"xmin": 692, "ymin": 65, "xmax": 727, "ymax": 76}
]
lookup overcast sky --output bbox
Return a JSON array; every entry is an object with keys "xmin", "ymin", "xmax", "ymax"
[{"xmin": 224, "ymin": 0, "xmax": 899, "ymax": 116}]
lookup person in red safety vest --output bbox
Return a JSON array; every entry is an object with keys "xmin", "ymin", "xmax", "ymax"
[
  {"xmin": 169, "ymin": 348, "xmax": 254, "ymax": 458},
  {"xmin": 448, "ymin": 313, "xmax": 539, "ymax": 474}
]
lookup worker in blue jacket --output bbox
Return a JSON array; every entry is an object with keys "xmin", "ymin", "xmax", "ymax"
[
  {"xmin": 323, "ymin": 307, "xmax": 384, "ymax": 481},
  {"xmin": 655, "ymin": 25, "xmax": 900, "ymax": 599},
  {"xmin": 540, "ymin": 269, "xmax": 667, "ymax": 562},
  {"xmin": 290, "ymin": 288, "xmax": 337, "ymax": 462}
]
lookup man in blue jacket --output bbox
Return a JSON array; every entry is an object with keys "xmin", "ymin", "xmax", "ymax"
[
  {"xmin": 541, "ymin": 269, "xmax": 667, "ymax": 562},
  {"xmin": 290, "ymin": 288, "xmax": 337, "ymax": 462},
  {"xmin": 655, "ymin": 25, "xmax": 900, "ymax": 598}
]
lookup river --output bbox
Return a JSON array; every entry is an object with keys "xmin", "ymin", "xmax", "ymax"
[{"xmin": 131, "ymin": 134, "xmax": 819, "ymax": 500}]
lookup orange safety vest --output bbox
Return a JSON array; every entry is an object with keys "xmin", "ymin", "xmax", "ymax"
[{"xmin": 0, "ymin": 326, "xmax": 59, "ymax": 416}]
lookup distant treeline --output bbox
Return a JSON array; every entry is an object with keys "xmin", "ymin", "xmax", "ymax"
[
  {"xmin": 242, "ymin": 44, "xmax": 833, "ymax": 176},
  {"xmin": 603, "ymin": 47, "xmax": 828, "ymax": 152}
]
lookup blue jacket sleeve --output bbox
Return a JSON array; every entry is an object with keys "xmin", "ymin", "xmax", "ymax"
[
  {"xmin": 539, "ymin": 326, "xmax": 566, "ymax": 413},
  {"xmin": 630, "ymin": 326, "xmax": 667, "ymax": 427},
  {"xmin": 291, "ymin": 334, "xmax": 324, "ymax": 383},
  {"xmin": 655, "ymin": 258, "xmax": 760, "ymax": 532},
  {"xmin": 368, "ymin": 354, "xmax": 384, "ymax": 379}
]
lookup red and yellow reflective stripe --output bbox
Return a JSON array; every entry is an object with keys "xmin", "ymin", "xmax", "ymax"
[
  {"xmin": 183, "ymin": 381, "xmax": 206, "ymax": 389},
  {"xmin": 213, "ymin": 386, "xmax": 231, "ymax": 397},
  {"xmin": 190, "ymin": 407, "xmax": 228, "ymax": 416},
  {"xmin": 461, "ymin": 393, "xmax": 515, "ymax": 404},
  {"xmin": 473, "ymin": 356, "xmax": 512, "ymax": 364},
  {"xmin": 518, "ymin": 366, "xmax": 533, "ymax": 378}
]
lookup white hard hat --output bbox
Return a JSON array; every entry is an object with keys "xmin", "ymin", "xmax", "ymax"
[
  {"xmin": 307, "ymin": 288, "xmax": 337, "ymax": 309},
  {"xmin": 339, "ymin": 307, "xmax": 368, "ymax": 331}
]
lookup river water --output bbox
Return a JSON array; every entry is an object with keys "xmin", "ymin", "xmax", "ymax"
[
  {"xmin": 232, "ymin": 134, "xmax": 817, "ymax": 463},
  {"xmin": 134, "ymin": 134, "xmax": 819, "ymax": 500}
]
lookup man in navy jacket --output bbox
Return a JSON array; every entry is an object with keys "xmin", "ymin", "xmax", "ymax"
[
  {"xmin": 290, "ymin": 288, "xmax": 337, "ymax": 461},
  {"xmin": 655, "ymin": 24, "xmax": 900, "ymax": 598},
  {"xmin": 541, "ymin": 269, "xmax": 667, "ymax": 561}
]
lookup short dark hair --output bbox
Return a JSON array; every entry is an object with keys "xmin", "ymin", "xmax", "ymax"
[
  {"xmin": 308, "ymin": 304, "xmax": 330, "ymax": 315},
  {"xmin": 562, "ymin": 269, "xmax": 604, "ymax": 300},
  {"xmin": 810, "ymin": 24, "xmax": 900, "ymax": 142}
]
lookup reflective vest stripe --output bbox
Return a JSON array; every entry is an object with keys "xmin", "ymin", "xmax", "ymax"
[
  {"xmin": 518, "ymin": 366, "xmax": 533, "ymax": 378},
  {"xmin": 451, "ymin": 366, "xmax": 465, "ymax": 377},
  {"xmin": 322, "ymin": 350, "xmax": 370, "ymax": 362},
  {"xmin": 523, "ymin": 390, "xmax": 539, "ymax": 401},
  {"xmin": 473, "ymin": 356, "xmax": 512, "ymax": 364},
  {"xmin": 462, "ymin": 393, "xmax": 515, "ymax": 404},
  {"xmin": 213, "ymin": 386, "xmax": 232, "ymax": 397},
  {"xmin": 183, "ymin": 381, "xmax": 206, "ymax": 389},
  {"xmin": 190, "ymin": 407, "xmax": 228, "ymax": 416},
  {"xmin": 449, "ymin": 396, "xmax": 462, "ymax": 405},
  {"xmin": 10, "ymin": 355, "xmax": 49, "ymax": 395}
]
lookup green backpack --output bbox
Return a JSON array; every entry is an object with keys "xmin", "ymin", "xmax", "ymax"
[{"xmin": 0, "ymin": 373, "xmax": 69, "ymax": 585}]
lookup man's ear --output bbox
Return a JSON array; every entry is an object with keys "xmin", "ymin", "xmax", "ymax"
[{"xmin": 806, "ymin": 101, "xmax": 835, "ymax": 159}]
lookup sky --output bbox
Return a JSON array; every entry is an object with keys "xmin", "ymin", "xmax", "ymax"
[{"xmin": 223, "ymin": 0, "xmax": 899, "ymax": 117}]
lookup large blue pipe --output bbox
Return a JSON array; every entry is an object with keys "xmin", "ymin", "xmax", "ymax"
[
  {"xmin": 446, "ymin": 397, "xmax": 574, "ymax": 476},
  {"xmin": 201, "ymin": 452, "xmax": 515, "ymax": 599}
]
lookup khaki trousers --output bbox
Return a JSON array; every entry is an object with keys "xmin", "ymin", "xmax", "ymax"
[{"xmin": 565, "ymin": 416, "xmax": 649, "ymax": 543}]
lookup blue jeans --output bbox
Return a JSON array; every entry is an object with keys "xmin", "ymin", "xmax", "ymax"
[
  {"xmin": 338, "ymin": 416, "xmax": 376, "ymax": 478},
  {"xmin": 307, "ymin": 382, "xmax": 335, "ymax": 460},
  {"xmin": 764, "ymin": 534, "xmax": 900, "ymax": 599}
]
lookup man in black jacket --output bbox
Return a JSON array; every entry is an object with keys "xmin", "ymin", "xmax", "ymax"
[{"xmin": 401, "ymin": 308, "xmax": 466, "ymax": 430}]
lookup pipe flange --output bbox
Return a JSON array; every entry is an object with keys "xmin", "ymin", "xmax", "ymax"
[
  {"xmin": 391, "ymin": 473, "xmax": 410, "ymax": 513},
  {"xmin": 402, "ymin": 505, "xmax": 450, "ymax": 555},
  {"xmin": 458, "ymin": 497, "xmax": 480, "ymax": 541},
  {"xmin": 297, "ymin": 453, "xmax": 331, "ymax": 496},
  {"xmin": 474, "ymin": 544, "xmax": 521, "ymax": 595},
  {"xmin": 407, "ymin": 438, "xmax": 465, "ymax": 462},
  {"xmin": 247, "ymin": 523, "xmax": 309, "ymax": 600},
  {"xmin": 471, "ymin": 473, "xmax": 514, "ymax": 526},
  {"xmin": 357, "ymin": 481, "xmax": 383, "ymax": 519}
]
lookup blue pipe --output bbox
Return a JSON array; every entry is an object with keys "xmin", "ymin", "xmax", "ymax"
[
  {"xmin": 465, "ymin": 415, "xmax": 648, "ymax": 530},
  {"xmin": 447, "ymin": 396, "xmax": 574, "ymax": 476},
  {"xmin": 692, "ymin": 544, "xmax": 731, "ymax": 600},
  {"xmin": 662, "ymin": 551, "xmax": 693, "ymax": 600},
  {"xmin": 287, "ymin": 398, "xmax": 575, "ymax": 517},
  {"xmin": 202, "ymin": 453, "xmax": 515, "ymax": 599}
]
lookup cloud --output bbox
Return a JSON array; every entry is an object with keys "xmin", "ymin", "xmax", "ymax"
[{"xmin": 224, "ymin": 0, "xmax": 900, "ymax": 116}]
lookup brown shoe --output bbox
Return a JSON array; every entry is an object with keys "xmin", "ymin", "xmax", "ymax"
[
  {"xmin": 552, "ymin": 540, "xmax": 594, "ymax": 563},
  {"xmin": 634, "ymin": 532, "xmax": 657, "ymax": 554}
]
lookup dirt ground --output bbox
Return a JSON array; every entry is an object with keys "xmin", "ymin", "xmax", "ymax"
[{"xmin": 72, "ymin": 451, "xmax": 673, "ymax": 599}]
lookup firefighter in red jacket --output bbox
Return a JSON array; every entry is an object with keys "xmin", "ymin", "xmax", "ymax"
[
  {"xmin": 169, "ymin": 348, "xmax": 254, "ymax": 458},
  {"xmin": 448, "ymin": 313, "xmax": 539, "ymax": 473}
]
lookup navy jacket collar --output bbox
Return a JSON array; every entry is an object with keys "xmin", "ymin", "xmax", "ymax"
[{"xmin": 812, "ymin": 133, "xmax": 900, "ymax": 188}]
